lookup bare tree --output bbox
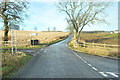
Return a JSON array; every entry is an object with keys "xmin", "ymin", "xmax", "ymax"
[
  {"xmin": 0, "ymin": 0, "xmax": 28, "ymax": 41},
  {"xmin": 57, "ymin": 1, "xmax": 109, "ymax": 42},
  {"xmin": 66, "ymin": 22, "xmax": 74, "ymax": 33}
]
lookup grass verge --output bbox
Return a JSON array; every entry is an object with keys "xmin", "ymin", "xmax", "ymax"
[
  {"xmin": 68, "ymin": 38, "xmax": 119, "ymax": 59},
  {"xmin": 2, "ymin": 50, "xmax": 32, "ymax": 78},
  {"xmin": 1, "ymin": 45, "xmax": 44, "ymax": 50}
]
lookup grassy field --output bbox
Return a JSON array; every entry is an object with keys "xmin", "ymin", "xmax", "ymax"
[
  {"xmin": 2, "ymin": 51, "xmax": 32, "ymax": 78},
  {"xmin": 2, "ymin": 35, "xmax": 69, "ymax": 49},
  {"xmin": 78, "ymin": 33, "xmax": 119, "ymax": 45},
  {"xmin": 68, "ymin": 33, "xmax": 119, "ymax": 58},
  {"xmin": 1, "ymin": 30, "xmax": 69, "ymax": 43},
  {"xmin": 0, "ymin": 30, "xmax": 69, "ymax": 47}
]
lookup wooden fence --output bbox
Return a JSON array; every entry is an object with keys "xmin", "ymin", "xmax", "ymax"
[
  {"xmin": 74, "ymin": 41, "xmax": 119, "ymax": 49},
  {"xmin": 0, "ymin": 41, "xmax": 31, "ymax": 47},
  {"xmin": 0, "ymin": 40, "xmax": 119, "ymax": 49}
]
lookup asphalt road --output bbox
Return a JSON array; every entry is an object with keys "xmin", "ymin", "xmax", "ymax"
[{"xmin": 12, "ymin": 34, "xmax": 119, "ymax": 79}]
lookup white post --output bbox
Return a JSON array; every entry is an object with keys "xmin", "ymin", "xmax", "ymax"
[
  {"xmin": 104, "ymin": 43, "xmax": 105, "ymax": 48},
  {"xmin": 93, "ymin": 42, "xmax": 94, "ymax": 48},
  {"xmin": 15, "ymin": 30, "xmax": 17, "ymax": 53},
  {"xmin": 33, "ymin": 37, "xmax": 34, "ymax": 46},
  {"xmin": 12, "ymin": 29, "xmax": 14, "ymax": 56}
]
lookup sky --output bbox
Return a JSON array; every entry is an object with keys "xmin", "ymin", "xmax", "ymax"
[
  {"xmin": 0, "ymin": 1, "xmax": 118, "ymax": 32},
  {"xmin": 22, "ymin": 2, "xmax": 67, "ymax": 31}
]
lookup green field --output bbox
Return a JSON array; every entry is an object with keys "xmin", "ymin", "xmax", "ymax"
[{"xmin": 78, "ymin": 33, "xmax": 119, "ymax": 45}]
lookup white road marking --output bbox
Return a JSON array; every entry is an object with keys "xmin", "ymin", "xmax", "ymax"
[
  {"xmin": 71, "ymin": 50, "xmax": 118, "ymax": 78},
  {"xmin": 88, "ymin": 64, "xmax": 92, "ymax": 67},
  {"xmin": 81, "ymin": 59, "xmax": 84, "ymax": 61},
  {"xmin": 84, "ymin": 61, "xmax": 87, "ymax": 63},
  {"xmin": 78, "ymin": 56, "xmax": 81, "ymax": 59},
  {"xmin": 106, "ymin": 72, "xmax": 119, "ymax": 77},
  {"xmin": 99, "ymin": 72, "xmax": 108, "ymax": 77},
  {"xmin": 44, "ymin": 51, "xmax": 46, "ymax": 53},
  {"xmin": 72, "ymin": 51, "xmax": 82, "ymax": 59},
  {"xmin": 41, "ymin": 49, "xmax": 43, "ymax": 50},
  {"xmin": 92, "ymin": 67, "xmax": 98, "ymax": 71}
]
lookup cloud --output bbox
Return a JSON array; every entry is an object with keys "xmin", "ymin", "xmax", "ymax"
[
  {"xmin": 21, "ymin": 2, "xmax": 118, "ymax": 31},
  {"xmin": 22, "ymin": 2, "xmax": 67, "ymax": 31}
]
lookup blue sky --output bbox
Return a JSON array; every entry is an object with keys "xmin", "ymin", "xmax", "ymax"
[
  {"xmin": 22, "ymin": 2, "xmax": 67, "ymax": 31},
  {"xmin": 0, "ymin": 2, "xmax": 118, "ymax": 31}
]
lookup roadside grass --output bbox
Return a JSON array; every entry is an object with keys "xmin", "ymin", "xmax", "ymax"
[
  {"xmin": 68, "ymin": 37, "xmax": 119, "ymax": 58},
  {"xmin": 1, "ymin": 45, "xmax": 44, "ymax": 49},
  {"xmin": 2, "ymin": 50, "xmax": 32, "ymax": 78}
]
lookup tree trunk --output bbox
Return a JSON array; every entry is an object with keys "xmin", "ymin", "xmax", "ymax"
[
  {"xmin": 75, "ymin": 30, "xmax": 79, "ymax": 43},
  {"xmin": 4, "ymin": 20, "xmax": 9, "ymax": 41},
  {"xmin": 76, "ymin": 26, "xmax": 84, "ymax": 43}
]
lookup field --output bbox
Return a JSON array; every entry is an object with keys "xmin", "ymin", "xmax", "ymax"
[
  {"xmin": 68, "ymin": 32, "xmax": 119, "ymax": 58},
  {"xmin": 0, "ymin": 30, "xmax": 69, "ymax": 47},
  {"xmin": 78, "ymin": 33, "xmax": 119, "ymax": 45}
]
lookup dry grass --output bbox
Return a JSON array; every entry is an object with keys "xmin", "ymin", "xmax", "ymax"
[
  {"xmin": 78, "ymin": 33, "xmax": 119, "ymax": 45},
  {"xmin": 0, "ymin": 30, "xmax": 69, "ymax": 46},
  {"xmin": 68, "ymin": 34, "xmax": 119, "ymax": 58},
  {"xmin": 2, "ymin": 51, "xmax": 32, "ymax": 78}
]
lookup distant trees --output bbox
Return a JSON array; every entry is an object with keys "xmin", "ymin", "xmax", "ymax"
[
  {"xmin": 0, "ymin": 0, "xmax": 29, "ymax": 41},
  {"xmin": 34, "ymin": 27, "xmax": 37, "ymax": 31},
  {"xmin": 48, "ymin": 27, "xmax": 50, "ymax": 31},
  {"xmin": 57, "ymin": 1, "xmax": 109, "ymax": 42},
  {"xmin": 53, "ymin": 27, "xmax": 56, "ymax": 31}
]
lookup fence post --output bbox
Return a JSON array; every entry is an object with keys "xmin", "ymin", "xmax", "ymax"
[
  {"xmin": 15, "ymin": 30, "xmax": 17, "ymax": 53},
  {"xmin": 84, "ymin": 42, "xmax": 86, "ymax": 47},
  {"xmin": 11, "ymin": 29, "xmax": 14, "ymax": 56},
  {"xmin": 93, "ymin": 42, "xmax": 94, "ymax": 48},
  {"xmin": 104, "ymin": 43, "xmax": 105, "ymax": 48}
]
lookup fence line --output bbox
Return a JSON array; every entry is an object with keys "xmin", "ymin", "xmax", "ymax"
[
  {"xmin": 0, "ymin": 40, "xmax": 119, "ymax": 48},
  {"xmin": 0, "ymin": 41, "xmax": 31, "ymax": 47},
  {"xmin": 76, "ymin": 41, "xmax": 119, "ymax": 49}
]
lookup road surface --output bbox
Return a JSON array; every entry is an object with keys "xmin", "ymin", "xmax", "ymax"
[{"xmin": 12, "ymin": 34, "xmax": 119, "ymax": 79}]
